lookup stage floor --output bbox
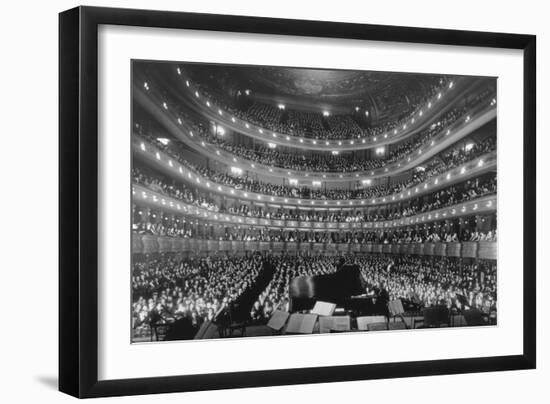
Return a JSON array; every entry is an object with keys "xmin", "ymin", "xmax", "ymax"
[{"xmin": 132, "ymin": 314, "xmax": 478, "ymax": 343}]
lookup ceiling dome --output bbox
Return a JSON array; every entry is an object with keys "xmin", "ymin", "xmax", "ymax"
[{"xmin": 165, "ymin": 63, "xmax": 451, "ymax": 121}]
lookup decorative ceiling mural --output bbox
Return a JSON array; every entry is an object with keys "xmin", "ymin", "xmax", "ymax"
[
  {"xmin": 250, "ymin": 67, "xmax": 398, "ymax": 99},
  {"xmin": 158, "ymin": 63, "xmax": 452, "ymax": 121}
]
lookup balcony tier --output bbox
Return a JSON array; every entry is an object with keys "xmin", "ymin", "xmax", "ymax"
[
  {"xmin": 132, "ymin": 235, "xmax": 497, "ymax": 260},
  {"xmin": 133, "ymin": 183, "xmax": 496, "ymax": 231},
  {"xmin": 134, "ymin": 136, "xmax": 496, "ymax": 208},
  {"xmin": 164, "ymin": 72, "xmax": 481, "ymax": 150},
  {"xmin": 136, "ymin": 87, "xmax": 496, "ymax": 181}
]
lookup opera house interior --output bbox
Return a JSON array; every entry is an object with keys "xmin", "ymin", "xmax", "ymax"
[{"xmin": 131, "ymin": 62, "xmax": 497, "ymax": 342}]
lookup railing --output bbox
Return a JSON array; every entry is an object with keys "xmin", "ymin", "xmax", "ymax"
[
  {"xmin": 133, "ymin": 183, "xmax": 497, "ymax": 231},
  {"xmin": 132, "ymin": 235, "xmax": 497, "ymax": 260},
  {"xmin": 135, "ymin": 83, "xmax": 496, "ymax": 180},
  {"xmin": 133, "ymin": 135, "xmax": 497, "ymax": 208},
  {"xmin": 164, "ymin": 71, "xmax": 480, "ymax": 149}
]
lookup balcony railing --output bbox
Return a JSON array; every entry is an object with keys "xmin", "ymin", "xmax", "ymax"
[
  {"xmin": 133, "ymin": 183, "xmax": 496, "ymax": 231},
  {"xmin": 135, "ymin": 83, "xmax": 496, "ymax": 180},
  {"xmin": 134, "ymin": 136, "xmax": 497, "ymax": 208},
  {"xmin": 165, "ymin": 71, "xmax": 479, "ymax": 149},
  {"xmin": 132, "ymin": 235, "xmax": 497, "ymax": 260}
]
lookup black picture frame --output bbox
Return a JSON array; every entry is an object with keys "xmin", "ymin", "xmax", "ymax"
[{"xmin": 59, "ymin": 5, "xmax": 536, "ymax": 398}]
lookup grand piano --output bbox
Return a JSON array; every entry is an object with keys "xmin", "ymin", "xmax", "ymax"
[{"xmin": 289, "ymin": 264, "xmax": 389, "ymax": 316}]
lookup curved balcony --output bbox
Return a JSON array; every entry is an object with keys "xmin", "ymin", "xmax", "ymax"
[
  {"xmin": 134, "ymin": 135, "xmax": 497, "ymax": 208},
  {"xmin": 133, "ymin": 182, "xmax": 496, "ymax": 231},
  {"xmin": 166, "ymin": 71, "xmax": 481, "ymax": 150},
  {"xmin": 135, "ymin": 85, "xmax": 496, "ymax": 181},
  {"xmin": 132, "ymin": 235, "xmax": 497, "ymax": 260}
]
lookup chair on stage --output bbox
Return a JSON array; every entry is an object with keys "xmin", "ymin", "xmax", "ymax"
[
  {"xmin": 387, "ymin": 299, "xmax": 421, "ymax": 329},
  {"xmin": 462, "ymin": 308, "xmax": 488, "ymax": 326},
  {"xmin": 194, "ymin": 320, "xmax": 213, "ymax": 339},
  {"xmin": 150, "ymin": 321, "xmax": 172, "ymax": 341},
  {"xmin": 388, "ymin": 321, "xmax": 407, "ymax": 331},
  {"xmin": 148, "ymin": 311, "xmax": 173, "ymax": 341},
  {"xmin": 413, "ymin": 305, "xmax": 450, "ymax": 329},
  {"xmin": 451, "ymin": 295, "xmax": 492, "ymax": 327},
  {"xmin": 214, "ymin": 303, "xmax": 249, "ymax": 338},
  {"xmin": 449, "ymin": 293, "xmax": 469, "ymax": 327},
  {"xmin": 227, "ymin": 301, "xmax": 250, "ymax": 337}
]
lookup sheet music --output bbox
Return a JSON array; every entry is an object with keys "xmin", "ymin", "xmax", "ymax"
[
  {"xmin": 286, "ymin": 313, "xmax": 318, "ymax": 334},
  {"xmin": 310, "ymin": 301, "xmax": 337, "ymax": 316},
  {"xmin": 267, "ymin": 310, "xmax": 290, "ymax": 331},
  {"xmin": 319, "ymin": 316, "xmax": 351, "ymax": 333}
]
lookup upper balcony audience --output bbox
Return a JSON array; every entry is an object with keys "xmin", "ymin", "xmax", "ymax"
[
  {"xmin": 135, "ymin": 130, "xmax": 496, "ymax": 201},
  {"xmin": 148, "ymin": 86, "xmax": 493, "ymax": 173},
  {"xmin": 179, "ymin": 73, "xmax": 456, "ymax": 141},
  {"xmin": 134, "ymin": 165, "xmax": 496, "ymax": 225}
]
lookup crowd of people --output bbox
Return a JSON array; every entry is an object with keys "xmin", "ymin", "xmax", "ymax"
[
  {"xmin": 172, "ymin": 93, "xmax": 492, "ymax": 173},
  {"xmin": 185, "ymin": 73, "xmax": 453, "ymax": 141},
  {"xmin": 134, "ymin": 159, "xmax": 496, "ymax": 226},
  {"xmin": 133, "ymin": 167, "xmax": 219, "ymax": 212},
  {"xmin": 132, "ymin": 254, "xmax": 264, "ymax": 335},
  {"xmin": 232, "ymin": 101, "xmax": 361, "ymax": 140},
  {"xmin": 251, "ymin": 254, "xmax": 497, "ymax": 321},
  {"xmin": 380, "ymin": 175, "xmax": 497, "ymax": 221},
  {"xmin": 132, "ymin": 253, "xmax": 497, "ymax": 335},
  {"xmin": 359, "ymin": 255, "xmax": 496, "ymax": 311},
  {"xmin": 135, "ymin": 125, "xmax": 496, "ymax": 201},
  {"xmin": 251, "ymin": 255, "xmax": 338, "ymax": 322},
  {"xmin": 132, "ymin": 69, "xmax": 499, "ymax": 341},
  {"xmin": 132, "ymin": 212, "xmax": 497, "ymax": 245}
]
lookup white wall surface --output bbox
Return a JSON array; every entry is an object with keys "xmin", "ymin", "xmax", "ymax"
[{"xmin": 0, "ymin": 0, "xmax": 546, "ymax": 402}]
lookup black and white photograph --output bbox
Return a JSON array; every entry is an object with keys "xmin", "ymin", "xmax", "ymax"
[
  {"xmin": 0, "ymin": 0, "xmax": 544, "ymax": 401},
  {"xmin": 131, "ymin": 61, "xmax": 498, "ymax": 342}
]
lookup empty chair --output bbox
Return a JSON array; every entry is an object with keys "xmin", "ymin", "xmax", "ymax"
[{"xmin": 389, "ymin": 298, "xmax": 423, "ymax": 328}]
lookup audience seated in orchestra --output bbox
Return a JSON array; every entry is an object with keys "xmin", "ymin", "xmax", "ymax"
[
  {"xmin": 132, "ymin": 253, "xmax": 497, "ymax": 337},
  {"xmin": 132, "ymin": 254, "xmax": 263, "ymax": 334}
]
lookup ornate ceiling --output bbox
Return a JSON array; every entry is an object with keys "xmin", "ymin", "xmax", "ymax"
[
  {"xmin": 150, "ymin": 62, "xmax": 452, "ymax": 119},
  {"xmin": 242, "ymin": 67, "xmax": 431, "ymax": 100}
]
